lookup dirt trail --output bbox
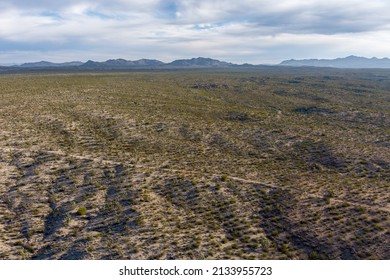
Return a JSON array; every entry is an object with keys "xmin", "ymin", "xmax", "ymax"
[{"xmin": 157, "ymin": 168, "xmax": 390, "ymax": 214}]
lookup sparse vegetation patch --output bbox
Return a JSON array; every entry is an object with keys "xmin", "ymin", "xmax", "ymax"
[{"xmin": 0, "ymin": 69, "xmax": 388, "ymax": 260}]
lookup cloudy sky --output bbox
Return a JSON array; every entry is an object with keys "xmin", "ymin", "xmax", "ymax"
[{"xmin": 0, "ymin": 0, "xmax": 389, "ymax": 64}]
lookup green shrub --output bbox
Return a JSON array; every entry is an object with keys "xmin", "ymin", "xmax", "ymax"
[
  {"xmin": 77, "ymin": 206, "xmax": 87, "ymax": 216},
  {"xmin": 309, "ymin": 250, "xmax": 320, "ymax": 260}
]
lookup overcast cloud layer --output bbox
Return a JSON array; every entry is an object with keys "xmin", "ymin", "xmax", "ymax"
[{"xmin": 0, "ymin": 0, "xmax": 389, "ymax": 64}]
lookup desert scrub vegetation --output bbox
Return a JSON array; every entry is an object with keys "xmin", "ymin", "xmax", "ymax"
[{"xmin": 0, "ymin": 68, "xmax": 389, "ymax": 259}]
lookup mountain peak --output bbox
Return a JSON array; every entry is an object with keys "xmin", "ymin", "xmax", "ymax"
[{"xmin": 168, "ymin": 57, "xmax": 232, "ymax": 67}]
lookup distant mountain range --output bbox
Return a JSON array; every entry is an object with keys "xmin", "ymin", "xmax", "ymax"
[
  {"xmin": 81, "ymin": 57, "xmax": 237, "ymax": 68},
  {"xmin": 167, "ymin": 57, "xmax": 233, "ymax": 67},
  {"xmin": 13, "ymin": 57, "xmax": 237, "ymax": 69},
  {"xmin": 82, "ymin": 58, "xmax": 165, "ymax": 68},
  {"xmin": 3, "ymin": 56, "xmax": 390, "ymax": 70},
  {"xmin": 280, "ymin": 55, "xmax": 390, "ymax": 68},
  {"xmin": 20, "ymin": 61, "xmax": 84, "ymax": 67}
]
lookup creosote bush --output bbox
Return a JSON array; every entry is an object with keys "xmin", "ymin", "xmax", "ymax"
[{"xmin": 77, "ymin": 206, "xmax": 87, "ymax": 216}]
